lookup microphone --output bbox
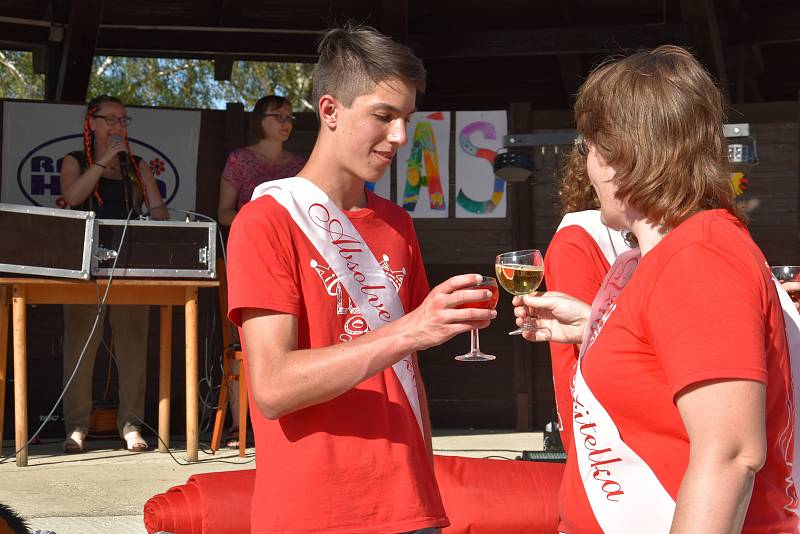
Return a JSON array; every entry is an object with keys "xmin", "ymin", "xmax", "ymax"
[{"xmin": 112, "ymin": 135, "xmax": 129, "ymax": 175}]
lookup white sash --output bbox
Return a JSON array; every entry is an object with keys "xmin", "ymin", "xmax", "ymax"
[
  {"xmin": 251, "ymin": 177, "xmax": 424, "ymax": 436},
  {"xmin": 772, "ymin": 276, "xmax": 800, "ymax": 518},
  {"xmin": 556, "ymin": 210, "xmax": 631, "ymax": 267},
  {"xmin": 572, "ymin": 249, "xmax": 676, "ymax": 533}
]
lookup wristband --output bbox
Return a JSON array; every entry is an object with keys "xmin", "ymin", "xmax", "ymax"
[{"xmin": 94, "ymin": 162, "xmax": 106, "ymax": 169}]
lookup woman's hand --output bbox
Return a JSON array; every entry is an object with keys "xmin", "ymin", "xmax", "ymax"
[
  {"xmin": 780, "ymin": 281, "xmax": 800, "ymax": 311},
  {"xmin": 512, "ymin": 291, "xmax": 590, "ymax": 344},
  {"xmin": 96, "ymin": 137, "xmax": 128, "ymax": 167}
]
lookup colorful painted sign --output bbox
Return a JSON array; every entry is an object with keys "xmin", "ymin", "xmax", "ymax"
[
  {"xmin": 455, "ymin": 111, "xmax": 507, "ymax": 218},
  {"xmin": 396, "ymin": 111, "xmax": 450, "ymax": 219}
]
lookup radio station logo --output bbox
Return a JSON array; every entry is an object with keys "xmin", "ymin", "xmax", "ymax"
[{"xmin": 16, "ymin": 134, "xmax": 180, "ymax": 209}]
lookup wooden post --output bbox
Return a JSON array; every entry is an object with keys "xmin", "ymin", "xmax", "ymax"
[
  {"xmin": 12, "ymin": 286, "xmax": 28, "ymax": 466},
  {"xmin": 0, "ymin": 286, "xmax": 9, "ymax": 452},
  {"xmin": 184, "ymin": 287, "xmax": 199, "ymax": 462},
  {"xmin": 158, "ymin": 305, "xmax": 172, "ymax": 453},
  {"xmin": 509, "ymin": 102, "xmax": 533, "ymax": 431}
]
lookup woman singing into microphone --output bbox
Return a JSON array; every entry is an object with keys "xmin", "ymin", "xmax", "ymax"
[{"xmin": 58, "ymin": 95, "xmax": 167, "ymax": 454}]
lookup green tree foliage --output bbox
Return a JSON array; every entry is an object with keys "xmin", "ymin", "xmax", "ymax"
[
  {"xmin": 0, "ymin": 50, "xmax": 44, "ymax": 99},
  {"xmin": 88, "ymin": 56, "xmax": 315, "ymax": 111},
  {"xmin": 0, "ymin": 51, "xmax": 313, "ymax": 111}
]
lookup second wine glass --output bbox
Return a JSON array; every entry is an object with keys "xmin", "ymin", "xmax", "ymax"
[{"xmin": 495, "ymin": 249, "xmax": 545, "ymax": 335}]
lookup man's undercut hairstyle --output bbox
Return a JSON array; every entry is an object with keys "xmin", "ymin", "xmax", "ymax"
[
  {"xmin": 312, "ymin": 23, "xmax": 426, "ymax": 113},
  {"xmin": 575, "ymin": 45, "xmax": 742, "ymax": 227}
]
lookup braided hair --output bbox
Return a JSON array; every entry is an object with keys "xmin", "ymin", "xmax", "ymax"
[{"xmin": 83, "ymin": 95, "xmax": 149, "ymax": 211}]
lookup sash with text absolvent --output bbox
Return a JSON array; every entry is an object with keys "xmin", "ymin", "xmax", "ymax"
[
  {"xmin": 572, "ymin": 249, "xmax": 676, "ymax": 533},
  {"xmin": 251, "ymin": 176, "xmax": 424, "ymax": 436}
]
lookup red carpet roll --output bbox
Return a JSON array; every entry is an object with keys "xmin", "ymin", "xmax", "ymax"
[
  {"xmin": 144, "ymin": 456, "xmax": 563, "ymax": 533},
  {"xmin": 143, "ymin": 469, "xmax": 255, "ymax": 534}
]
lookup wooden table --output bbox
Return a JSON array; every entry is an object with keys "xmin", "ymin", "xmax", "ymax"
[{"xmin": 0, "ymin": 277, "xmax": 218, "ymax": 467}]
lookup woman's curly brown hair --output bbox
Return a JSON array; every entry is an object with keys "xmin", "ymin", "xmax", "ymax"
[{"xmin": 557, "ymin": 147, "xmax": 599, "ymax": 215}]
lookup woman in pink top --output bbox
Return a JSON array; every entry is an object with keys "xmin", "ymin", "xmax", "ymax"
[
  {"xmin": 217, "ymin": 95, "xmax": 306, "ymax": 226},
  {"xmin": 217, "ymin": 96, "xmax": 306, "ymax": 448}
]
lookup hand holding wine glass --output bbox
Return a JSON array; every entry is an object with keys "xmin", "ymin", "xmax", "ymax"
[
  {"xmin": 512, "ymin": 291, "xmax": 591, "ymax": 343},
  {"xmin": 495, "ymin": 249, "xmax": 545, "ymax": 335},
  {"xmin": 771, "ymin": 265, "xmax": 800, "ymax": 310}
]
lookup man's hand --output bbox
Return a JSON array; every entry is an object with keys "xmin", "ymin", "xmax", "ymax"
[
  {"xmin": 401, "ymin": 274, "xmax": 497, "ymax": 352},
  {"xmin": 512, "ymin": 291, "xmax": 590, "ymax": 344}
]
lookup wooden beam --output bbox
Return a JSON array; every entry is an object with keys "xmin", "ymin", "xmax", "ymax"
[
  {"xmin": 0, "ymin": 20, "xmax": 50, "ymax": 47},
  {"xmin": 213, "ymin": 55, "xmax": 233, "ymax": 81},
  {"xmin": 729, "ymin": 5, "xmax": 800, "ymax": 46},
  {"xmin": 56, "ymin": 0, "xmax": 103, "ymax": 102},
  {"xmin": 679, "ymin": 0, "xmax": 729, "ymax": 102},
  {"xmin": 96, "ymin": 27, "xmax": 319, "ymax": 60},
  {"xmin": 410, "ymin": 23, "xmax": 688, "ymax": 59}
]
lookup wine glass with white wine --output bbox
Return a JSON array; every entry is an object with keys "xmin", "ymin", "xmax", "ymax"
[{"xmin": 495, "ymin": 249, "xmax": 545, "ymax": 335}]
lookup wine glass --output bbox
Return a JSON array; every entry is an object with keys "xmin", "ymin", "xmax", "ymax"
[
  {"xmin": 455, "ymin": 276, "xmax": 499, "ymax": 362},
  {"xmin": 771, "ymin": 265, "xmax": 800, "ymax": 303},
  {"xmin": 495, "ymin": 249, "xmax": 545, "ymax": 335}
]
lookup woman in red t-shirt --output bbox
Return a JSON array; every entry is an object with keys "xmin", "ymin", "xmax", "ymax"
[{"xmin": 515, "ymin": 46, "xmax": 798, "ymax": 533}]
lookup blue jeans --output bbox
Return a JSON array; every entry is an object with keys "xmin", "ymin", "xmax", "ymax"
[{"xmin": 402, "ymin": 529, "xmax": 440, "ymax": 534}]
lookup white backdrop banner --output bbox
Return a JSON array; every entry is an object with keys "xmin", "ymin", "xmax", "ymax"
[
  {"xmin": 396, "ymin": 111, "xmax": 450, "ymax": 219},
  {"xmin": 1, "ymin": 101, "xmax": 200, "ymax": 214},
  {"xmin": 455, "ymin": 110, "xmax": 507, "ymax": 218}
]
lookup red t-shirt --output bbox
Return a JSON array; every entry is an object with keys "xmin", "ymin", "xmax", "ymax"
[
  {"xmin": 559, "ymin": 210, "xmax": 797, "ymax": 533},
  {"xmin": 545, "ymin": 224, "xmax": 613, "ymax": 451},
  {"xmin": 226, "ymin": 189, "xmax": 448, "ymax": 533}
]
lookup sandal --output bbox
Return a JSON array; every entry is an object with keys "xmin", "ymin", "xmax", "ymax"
[
  {"xmin": 123, "ymin": 430, "xmax": 149, "ymax": 453},
  {"xmin": 225, "ymin": 427, "xmax": 240, "ymax": 449},
  {"xmin": 63, "ymin": 430, "xmax": 86, "ymax": 454}
]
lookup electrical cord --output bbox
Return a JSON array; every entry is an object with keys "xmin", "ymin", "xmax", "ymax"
[
  {"xmin": 0, "ymin": 209, "xmax": 134, "ymax": 463},
  {"xmin": 132, "ymin": 414, "xmax": 255, "ymax": 466},
  {"xmin": 86, "ymin": 208, "xmax": 248, "ymax": 464}
]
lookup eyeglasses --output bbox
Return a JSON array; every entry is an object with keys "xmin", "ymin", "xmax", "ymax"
[
  {"xmin": 263, "ymin": 113, "xmax": 296, "ymax": 124},
  {"xmin": 93, "ymin": 114, "xmax": 132, "ymax": 127},
  {"xmin": 574, "ymin": 135, "xmax": 589, "ymax": 157}
]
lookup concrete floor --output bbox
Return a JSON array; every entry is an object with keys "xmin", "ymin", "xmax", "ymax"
[{"xmin": 0, "ymin": 430, "xmax": 543, "ymax": 534}]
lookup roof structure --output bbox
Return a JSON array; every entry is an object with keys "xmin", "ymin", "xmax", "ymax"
[{"xmin": 0, "ymin": 0, "xmax": 797, "ymax": 108}]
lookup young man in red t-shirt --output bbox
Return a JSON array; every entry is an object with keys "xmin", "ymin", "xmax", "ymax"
[{"xmin": 226, "ymin": 24, "xmax": 496, "ymax": 533}]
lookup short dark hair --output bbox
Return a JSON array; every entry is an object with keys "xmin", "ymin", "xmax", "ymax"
[
  {"xmin": 0, "ymin": 503, "xmax": 30, "ymax": 534},
  {"xmin": 251, "ymin": 95, "xmax": 291, "ymax": 139},
  {"xmin": 311, "ymin": 23, "xmax": 426, "ymax": 114}
]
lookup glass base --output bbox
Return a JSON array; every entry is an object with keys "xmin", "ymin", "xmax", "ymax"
[
  {"xmin": 455, "ymin": 352, "xmax": 496, "ymax": 362},
  {"xmin": 508, "ymin": 325, "xmax": 548, "ymax": 336}
]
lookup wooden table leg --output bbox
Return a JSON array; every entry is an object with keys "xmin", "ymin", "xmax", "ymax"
[
  {"xmin": 12, "ymin": 286, "xmax": 27, "ymax": 467},
  {"xmin": 184, "ymin": 287, "xmax": 198, "ymax": 462},
  {"xmin": 0, "ymin": 286, "xmax": 9, "ymax": 453},
  {"xmin": 158, "ymin": 305, "xmax": 172, "ymax": 453}
]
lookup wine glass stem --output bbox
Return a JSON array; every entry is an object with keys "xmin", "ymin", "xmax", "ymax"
[{"xmin": 471, "ymin": 329, "xmax": 480, "ymax": 355}]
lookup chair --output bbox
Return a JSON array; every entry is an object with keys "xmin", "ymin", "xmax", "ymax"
[{"xmin": 210, "ymin": 259, "xmax": 248, "ymax": 457}]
